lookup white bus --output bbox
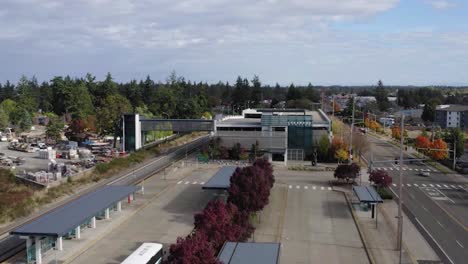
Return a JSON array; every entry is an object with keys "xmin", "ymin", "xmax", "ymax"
[{"xmin": 121, "ymin": 243, "xmax": 163, "ymax": 264}]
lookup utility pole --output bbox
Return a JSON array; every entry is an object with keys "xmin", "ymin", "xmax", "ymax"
[
  {"xmin": 397, "ymin": 115, "xmax": 405, "ymax": 263},
  {"xmin": 349, "ymin": 96, "xmax": 355, "ymax": 164},
  {"xmin": 453, "ymin": 138, "xmax": 457, "ymax": 170}
]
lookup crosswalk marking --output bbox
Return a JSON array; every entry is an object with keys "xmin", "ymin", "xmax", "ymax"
[
  {"xmin": 407, "ymin": 184, "xmax": 412, "ymax": 187},
  {"xmin": 458, "ymin": 185, "xmax": 464, "ymax": 188},
  {"xmin": 436, "ymin": 184, "xmax": 441, "ymax": 188},
  {"xmin": 450, "ymin": 185, "xmax": 456, "ymax": 188},
  {"xmin": 443, "ymin": 184, "xmax": 449, "ymax": 188},
  {"xmin": 392, "ymin": 184, "xmax": 397, "ymax": 187},
  {"xmin": 383, "ymin": 167, "xmax": 388, "ymax": 171},
  {"xmin": 414, "ymin": 169, "xmax": 419, "ymax": 171},
  {"xmin": 429, "ymin": 184, "xmax": 434, "ymax": 187},
  {"xmin": 422, "ymin": 184, "xmax": 427, "ymax": 187},
  {"xmin": 192, "ymin": 181, "xmax": 198, "ymax": 184},
  {"xmin": 304, "ymin": 186, "xmax": 308, "ymax": 190},
  {"xmin": 403, "ymin": 168, "xmax": 407, "ymax": 171},
  {"xmin": 185, "ymin": 181, "xmax": 190, "ymax": 184},
  {"xmin": 321, "ymin": 187, "xmax": 325, "ymax": 190},
  {"xmin": 313, "ymin": 186, "xmax": 316, "ymax": 190},
  {"xmin": 328, "ymin": 187, "xmax": 332, "ymax": 190},
  {"xmin": 200, "ymin": 182, "xmax": 205, "ymax": 185},
  {"xmin": 413, "ymin": 183, "xmax": 418, "ymax": 187},
  {"xmin": 177, "ymin": 181, "xmax": 182, "ymax": 184},
  {"xmin": 289, "ymin": 185, "xmax": 292, "ymax": 189},
  {"xmin": 296, "ymin": 185, "xmax": 300, "ymax": 189},
  {"xmin": 389, "ymin": 168, "xmax": 394, "ymax": 171}
]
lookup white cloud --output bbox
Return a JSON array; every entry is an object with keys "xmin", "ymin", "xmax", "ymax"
[{"xmin": 427, "ymin": 0, "xmax": 456, "ymax": 9}]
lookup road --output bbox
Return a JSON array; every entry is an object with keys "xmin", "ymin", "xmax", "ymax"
[
  {"xmin": 0, "ymin": 135, "xmax": 209, "ymax": 262},
  {"xmin": 366, "ymin": 134, "xmax": 468, "ymax": 264}
]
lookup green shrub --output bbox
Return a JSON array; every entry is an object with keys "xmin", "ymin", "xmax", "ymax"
[{"xmin": 377, "ymin": 187, "xmax": 393, "ymax": 200}]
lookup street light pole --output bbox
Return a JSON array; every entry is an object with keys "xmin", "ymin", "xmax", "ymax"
[
  {"xmin": 397, "ymin": 115, "xmax": 405, "ymax": 263},
  {"xmin": 349, "ymin": 96, "xmax": 355, "ymax": 164},
  {"xmin": 453, "ymin": 139, "xmax": 457, "ymax": 170}
]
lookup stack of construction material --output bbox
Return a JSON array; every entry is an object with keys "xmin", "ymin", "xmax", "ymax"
[{"xmin": 38, "ymin": 148, "xmax": 56, "ymax": 159}]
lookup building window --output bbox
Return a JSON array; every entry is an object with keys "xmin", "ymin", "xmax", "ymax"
[{"xmin": 449, "ymin": 122, "xmax": 451, "ymax": 126}]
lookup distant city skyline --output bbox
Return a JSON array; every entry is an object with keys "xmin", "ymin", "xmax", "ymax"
[{"xmin": 1, "ymin": 0, "xmax": 467, "ymax": 86}]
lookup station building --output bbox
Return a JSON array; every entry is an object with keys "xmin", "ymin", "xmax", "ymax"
[{"xmin": 214, "ymin": 109, "xmax": 332, "ymax": 164}]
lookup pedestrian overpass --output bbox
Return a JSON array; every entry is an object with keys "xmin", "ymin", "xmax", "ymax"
[{"xmin": 122, "ymin": 114, "xmax": 214, "ymax": 152}]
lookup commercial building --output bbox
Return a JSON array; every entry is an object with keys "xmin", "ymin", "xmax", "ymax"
[
  {"xmin": 435, "ymin": 104, "xmax": 468, "ymax": 130},
  {"xmin": 215, "ymin": 108, "xmax": 332, "ymax": 164}
]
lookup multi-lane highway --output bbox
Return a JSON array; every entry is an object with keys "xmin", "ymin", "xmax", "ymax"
[
  {"xmin": 0, "ymin": 135, "xmax": 210, "ymax": 262},
  {"xmin": 367, "ymin": 135, "xmax": 468, "ymax": 264}
]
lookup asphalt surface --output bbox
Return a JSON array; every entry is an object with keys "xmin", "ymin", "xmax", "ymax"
[
  {"xmin": 366, "ymin": 135, "xmax": 468, "ymax": 264},
  {"xmin": 0, "ymin": 135, "xmax": 209, "ymax": 262}
]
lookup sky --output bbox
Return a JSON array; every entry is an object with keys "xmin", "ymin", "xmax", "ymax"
[{"xmin": 1, "ymin": 0, "xmax": 467, "ymax": 86}]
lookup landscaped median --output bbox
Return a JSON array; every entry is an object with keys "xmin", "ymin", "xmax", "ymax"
[{"xmin": 166, "ymin": 159, "xmax": 275, "ymax": 264}]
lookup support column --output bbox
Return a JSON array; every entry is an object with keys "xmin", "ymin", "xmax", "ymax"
[
  {"xmin": 26, "ymin": 237, "xmax": 32, "ymax": 249},
  {"xmin": 35, "ymin": 237, "xmax": 42, "ymax": 264},
  {"xmin": 105, "ymin": 208, "xmax": 110, "ymax": 219},
  {"xmin": 75, "ymin": 226, "xmax": 81, "ymax": 239},
  {"xmin": 117, "ymin": 201, "xmax": 122, "ymax": 212},
  {"xmin": 91, "ymin": 216, "xmax": 96, "ymax": 228},
  {"xmin": 57, "ymin": 236, "xmax": 63, "ymax": 251}
]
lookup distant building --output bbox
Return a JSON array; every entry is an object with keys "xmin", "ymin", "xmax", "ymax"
[
  {"xmin": 435, "ymin": 104, "xmax": 468, "ymax": 130},
  {"xmin": 215, "ymin": 108, "xmax": 332, "ymax": 164}
]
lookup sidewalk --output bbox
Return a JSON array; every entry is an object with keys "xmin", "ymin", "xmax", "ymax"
[{"xmin": 335, "ymin": 172, "xmax": 440, "ymax": 264}]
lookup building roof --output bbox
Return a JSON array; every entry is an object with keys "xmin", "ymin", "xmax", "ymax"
[
  {"xmin": 436, "ymin": 104, "xmax": 468, "ymax": 112},
  {"xmin": 353, "ymin": 186, "xmax": 383, "ymax": 203},
  {"xmin": 202, "ymin": 166, "xmax": 237, "ymax": 190},
  {"xmin": 218, "ymin": 242, "xmax": 281, "ymax": 264},
  {"xmin": 11, "ymin": 185, "xmax": 140, "ymax": 237}
]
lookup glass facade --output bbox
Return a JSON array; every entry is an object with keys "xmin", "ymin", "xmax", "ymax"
[{"xmin": 123, "ymin": 114, "xmax": 136, "ymax": 152}]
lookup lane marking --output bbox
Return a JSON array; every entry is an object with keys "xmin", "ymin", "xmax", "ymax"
[
  {"xmin": 436, "ymin": 220, "xmax": 444, "ymax": 228},
  {"xmin": 456, "ymin": 240, "xmax": 464, "ymax": 249},
  {"xmin": 422, "ymin": 206, "xmax": 429, "ymax": 212},
  {"xmin": 414, "ymin": 218, "xmax": 455, "ymax": 264},
  {"xmin": 177, "ymin": 181, "xmax": 182, "ymax": 184},
  {"xmin": 435, "ymin": 188, "xmax": 455, "ymax": 204}
]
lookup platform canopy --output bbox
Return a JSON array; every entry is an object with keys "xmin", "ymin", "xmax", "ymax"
[
  {"xmin": 353, "ymin": 186, "xmax": 383, "ymax": 203},
  {"xmin": 202, "ymin": 166, "xmax": 237, "ymax": 190},
  {"xmin": 218, "ymin": 242, "xmax": 280, "ymax": 264},
  {"xmin": 11, "ymin": 185, "xmax": 140, "ymax": 237}
]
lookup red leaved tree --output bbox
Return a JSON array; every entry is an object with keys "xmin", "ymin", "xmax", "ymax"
[
  {"xmin": 252, "ymin": 159, "xmax": 275, "ymax": 188},
  {"xmin": 166, "ymin": 231, "xmax": 221, "ymax": 264},
  {"xmin": 415, "ymin": 135, "xmax": 431, "ymax": 151},
  {"xmin": 334, "ymin": 163, "xmax": 360, "ymax": 183},
  {"xmin": 429, "ymin": 138, "xmax": 449, "ymax": 160},
  {"xmin": 228, "ymin": 165, "xmax": 271, "ymax": 213},
  {"xmin": 369, "ymin": 170, "xmax": 392, "ymax": 188},
  {"xmin": 194, "ymin": 200, "xmax": 253, "ymax": 252}
]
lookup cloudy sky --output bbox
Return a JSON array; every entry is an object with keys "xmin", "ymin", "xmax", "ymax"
[{"xmin": 1, "ymin": 0, "xmax": 467, "ymax": 85}]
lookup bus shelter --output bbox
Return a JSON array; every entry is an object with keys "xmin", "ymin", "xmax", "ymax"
[
  {"xmin": 218, "ymin": 242, "xmax": 281, "ymax": 264},
  {"xmin": 11, "ymin": 185, "xmax": 140, "ymax": 264},
  {"xmin": 353, "ymin": 186, "xmax": 383, "ymax": 227}
]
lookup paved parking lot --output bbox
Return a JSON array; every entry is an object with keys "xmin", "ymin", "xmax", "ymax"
[{"xmin": 256, "ymin": 168, "xmax": 369, "ymax": 264}]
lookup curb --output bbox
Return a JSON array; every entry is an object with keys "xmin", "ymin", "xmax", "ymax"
[
  {"xmin": 333, "ymin": 188, "xmax": 375, "ymax": 264},
  {"xmin": 378, "ymin": 203, "xmax": 418, "ymax": 264}
]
